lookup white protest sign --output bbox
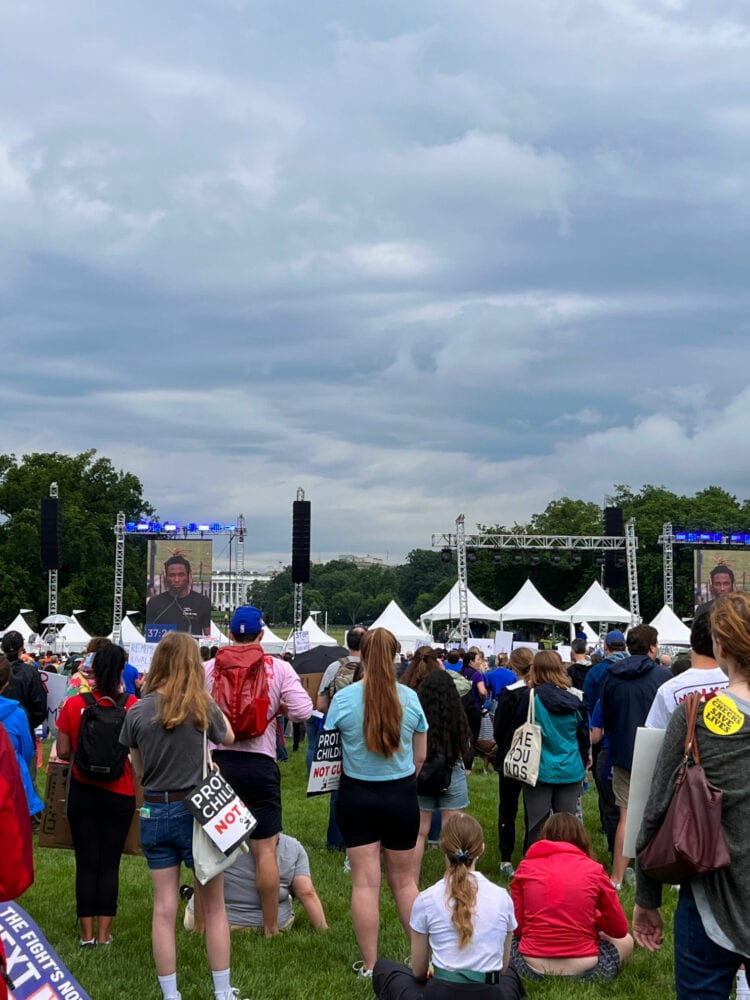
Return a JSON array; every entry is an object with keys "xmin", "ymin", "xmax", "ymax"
[
  {"xmin": 512, "ymin": 641, "xmax": 539, "ymax": 653},
  {"xmin": 294, "ymin": 630, "xmax": 310, "ymax": 654},
  {"xmin": 306, "ymin": 729, "xmax": 343, "ymax": 796},
  {"xmin": 624, "ymin": 726, "xmax": 666, "ymax": 857},
  {"xmin": 557, "ymin": 645, "xmax": 572, "ymax": 663},
  {"xmin": 39, "ymin": 671, "xmax": 69, "ymax": 732},
  {"xmin": 493, "ymin": 631, "xmax": 514, "ymax": 657},
  {"xmin": 187, "ymin": 773, "xmax": 257, "ymax": 854},
  {"xmin": 471, "ymin": 638, "xmax": 494, "ymax": 658},
  {"xmin": 127, "ymin": 642, "xmax": 158, "ymax": 673}
]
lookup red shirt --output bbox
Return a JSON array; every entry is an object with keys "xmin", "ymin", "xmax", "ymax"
[
  {"xmin": 511, "ymin": 840, "xmax": 628, "ymax": 958},
  {"xmin": 57, "ymin": 691, "xmax": 137, "ymax": 796}
]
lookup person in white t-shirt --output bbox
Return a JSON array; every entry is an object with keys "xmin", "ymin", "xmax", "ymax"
[
  {"xmin": 372, "ymin": 813, "xmax": 524, "ymax": 999},
  {"xmin": 645, "ymin": 604, "xmax": 728, "ymax": 729}
]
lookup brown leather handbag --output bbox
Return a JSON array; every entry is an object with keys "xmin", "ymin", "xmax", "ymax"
[{"xmin": 637, "ymin": 692, "xmax": 731, "ymax": 883}]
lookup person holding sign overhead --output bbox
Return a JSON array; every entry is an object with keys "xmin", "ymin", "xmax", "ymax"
[
  {"xmin": 324, "ymin": 627, "xmax": 427, "ymax": 980},
  {"xmin": 119, "ymin": 632, "xmax": 246, "ymax": 1000}
]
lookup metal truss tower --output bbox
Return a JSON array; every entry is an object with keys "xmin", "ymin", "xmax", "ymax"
[
  {"xmin": 660, "ymin": 522, "xmax": 674, "ymax": 610},
  {"xmin": 625, "ymin": 518, "xmax": 641, "ymax": 626},
  {"xmin": 455, "ymin": 514, "xmax": 471, "ymax": 647},
  {"xmin": 112, "ymin": 511, "xmax": 126, "ymax": 643},
  {"xmin": 47, "ymin": 482, "xmax": 59, "ymax": 618}
]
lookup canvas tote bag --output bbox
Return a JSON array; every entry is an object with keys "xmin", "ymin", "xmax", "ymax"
[{"xmin": 503, "ymin": 688, "xmax": 542, "ymax": 787}]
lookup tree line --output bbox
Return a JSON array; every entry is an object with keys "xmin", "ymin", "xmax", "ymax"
[{"xmin": 1, "ymin": 451, "xmax": 746, "ymax": 633}]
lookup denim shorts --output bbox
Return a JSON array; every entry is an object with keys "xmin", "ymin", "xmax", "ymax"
[
  {"xmin": 417, "ymin": 761, "xmax": 470, "ymax": 813},
  {"xmin": 139, "ymin": 799, "xmax": 194, "ymax": 871}
]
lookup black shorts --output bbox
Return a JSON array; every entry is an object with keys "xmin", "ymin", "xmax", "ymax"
[
  {"xmin": 212, "ymin": 751, "xmax": 281, "ymax": 841},
  {"xmin": 336, "ymin": 772, "xmax": 419, "ymax": 851}
]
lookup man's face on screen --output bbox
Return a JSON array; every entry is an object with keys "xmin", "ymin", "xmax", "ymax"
[
  {"xmin": 710, "ymin": 572, "xmax": 734, "ymax": 597},
  {"xmin": 166, "ymin": 563, "xmax": 190, "ymax": 596}
]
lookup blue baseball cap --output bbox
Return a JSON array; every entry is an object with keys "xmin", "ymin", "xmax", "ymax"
[
  {"xmin": 605, "ymin": 629, "xmax": 626, "ymax": 646},
  {"xmin": 230, "ymin": 606, "xmax": 265, "ymax": 635}
]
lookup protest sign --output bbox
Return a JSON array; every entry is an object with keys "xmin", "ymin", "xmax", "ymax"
[
  {"xmin": 493, "ymin": 631, "xmax": 514, "ymax": 658},
  {"xmin": 293, "ymin": 631, "xmax": 310, "ymax": 654},
  {"xmin": 306, "ymin": 729, "xmax": 343, "ymax": 796},
  {"xmin": 38, "ymin": 672, "xmax": 68, "ymax": 732},
  {"xmin": 186, "ymin": 773, "xmax": 257, "ymax": 855},
  {"xmin": 127, "ymin": 642, "xmax": 158, "ymax": 673},
  {"xmin": 0, "ymin": 901, "xmax": 90, "ymax": 999},
  {"xmin": 624, "ymin": 726, "xmax": 666, "ymax": 857}
]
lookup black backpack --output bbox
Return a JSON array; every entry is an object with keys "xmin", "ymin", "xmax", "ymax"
[{"xmin": 75, "ymin": 692, "xmax": 130, "ymax": 782}]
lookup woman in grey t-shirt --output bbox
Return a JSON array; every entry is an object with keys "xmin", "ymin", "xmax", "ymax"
[{"xmin": 120, "ymin": 632, "xmax": 242, "ymax": 1000}]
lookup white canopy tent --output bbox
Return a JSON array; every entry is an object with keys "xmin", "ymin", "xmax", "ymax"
[
  {"xmin": 420, "ymin": 582, "xmax": 502, "ymax": 628},
  {"xmin": 208, "ymin": 621, "xmax": 231, "ymax": 646},
  {"xmin": 108, "ymin": 615, "xmax": 145, "ymax": 646},
  {"xmin": 301, "ymin": 615, "xmax": 338, "ymax": 648},
  {"xmin": 650, "ymin": 605, "xmax": 691, "ymax": 646},
  {"xmin": 563, "ymin": 581, "xmax": 632, "ymax": 624},
  {"xmin": 0, "ymin": 612, "xmax": 37, "ymax": 643},
  {"xmin": 260, "ymin": 624, "xmax": 287, "ymax": 655},
  {"xmin": 58, "ymin": 616, "xmax": 92, "ymax": 652},
  {"xmin": 369, "ymin": 600, "xmax": 432, "ymax": 653},
  {"xmin": 497, "ymin": 579, "xmax": 570, "ymax": 624}
]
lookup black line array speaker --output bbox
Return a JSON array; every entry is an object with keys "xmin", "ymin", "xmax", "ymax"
[
  {"xmin": 603, "ymin": 505, "xmax": 625, "ymax": 589},
  {"xmin": 291, "ymin": 500, "xmax": 311, "ymax": 584},
  {"xmin": 40, "ymin": 497, "xmax": 62, "ymax": 570}
]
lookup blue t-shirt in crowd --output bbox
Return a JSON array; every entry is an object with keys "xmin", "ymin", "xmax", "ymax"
[
  {"xmin": 324, "ymin": 682, "xmax": 428, "ymax": 781},
  {"xmin": 484, "ymin": 668, "xmax": 516, "ymax": 699}
]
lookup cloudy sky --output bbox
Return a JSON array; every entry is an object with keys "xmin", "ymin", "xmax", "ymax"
[{"xmin": 3, "ymin": 0, "xmax": 749, "ymax": 569}]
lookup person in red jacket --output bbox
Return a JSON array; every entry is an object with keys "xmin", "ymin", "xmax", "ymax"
[{"xmin": 510, "ymin": 812, "xmax": 633, "ymax": 981}]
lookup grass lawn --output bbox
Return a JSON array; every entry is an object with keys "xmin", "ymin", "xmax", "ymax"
[{"xmin": 21, "ymin": 743, "xmax": 678, "ymax": 1000}]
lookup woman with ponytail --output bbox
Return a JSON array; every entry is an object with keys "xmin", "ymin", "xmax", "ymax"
[
  {"xmin": 324, "ymin": 628, "xmax": 428, "ymax": 980},
  {"xmin": 373, "ymin": 813, "xmax": 524, "ymax": 999}
]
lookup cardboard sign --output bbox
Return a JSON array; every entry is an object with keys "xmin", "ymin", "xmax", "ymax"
[
  {"xmin": 38, "ymin": 671, "xmax": 68, "ymax": 732},
  {"xmin": 38, "ymin": 762, "xmax": 143, "ymax": 856},
  {"xmin": 623, "ymin": 726, "xmax": 666, "ymax": 858},
  {"xmin": 493, "ymin": 630, "xmax": 514, "ymax": 657},
  {"xmin": 0, "ymin": 901, "xmax": 91, "ymax": 999},
  {"xmin": 187, "ymin": 773, "xmax": 257, "ymax": 854},
  {"xmin": 306, "ymin": 729, "xmax": 343, "ymax": 796}
]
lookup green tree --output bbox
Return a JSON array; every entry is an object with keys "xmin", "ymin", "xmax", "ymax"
[{"xmin": 0, "ymin": 451, "xmax": 153, "ymax": 635}]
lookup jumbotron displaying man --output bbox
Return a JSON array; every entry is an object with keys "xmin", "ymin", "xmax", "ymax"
[{"xmin": 145, "ymin": 555, "xmax": 212, "ymax": 635}]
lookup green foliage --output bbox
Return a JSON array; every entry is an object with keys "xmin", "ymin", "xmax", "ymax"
[{"xmin": 0, "ymin": 451, "xmax": 153, "ymax": 634}]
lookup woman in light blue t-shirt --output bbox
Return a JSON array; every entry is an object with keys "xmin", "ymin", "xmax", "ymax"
[{"xmin": 325, "ymin": 627, "xmax": 428, "ymax": 980}]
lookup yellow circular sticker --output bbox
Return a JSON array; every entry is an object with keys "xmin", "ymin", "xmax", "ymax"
[{"xmin": 703, "ymin": 695, "xmax": 745, "ymax": 736}]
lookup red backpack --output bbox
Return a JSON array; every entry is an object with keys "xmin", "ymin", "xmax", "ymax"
[
  {"xmin": 212, "ymin": 645, "xmax": 272, "ymax": 741},
  {"xmin": 0, "ymin": 724, "xmax": 33, "ymax": 902}
]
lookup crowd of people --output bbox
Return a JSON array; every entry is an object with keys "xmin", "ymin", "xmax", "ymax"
[{"xmin": 1, "ymin": 592, "xmax": 750, "ymax": 1000}]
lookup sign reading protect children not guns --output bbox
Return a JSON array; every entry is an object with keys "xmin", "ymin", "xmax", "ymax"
[{"xmin": 306, "ymin": 729, "xmax": 343, "ymax": 796}]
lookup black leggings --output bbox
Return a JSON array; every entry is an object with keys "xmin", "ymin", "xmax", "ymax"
[
  {"xmin": 66, "ymin": 777, "xmax": 135, "ymax": 917},
  {"xmin": 373, "ymin": 960, "xmax": 525, "ymax": 999},
  {"xmin": 497, "ymin": 774, "xmax": 523, "ymax": 863}
]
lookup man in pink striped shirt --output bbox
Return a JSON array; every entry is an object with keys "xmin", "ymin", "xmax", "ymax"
[{"xmin": 207, "ymin": 606, "xmax": 313, "ymax": 936}]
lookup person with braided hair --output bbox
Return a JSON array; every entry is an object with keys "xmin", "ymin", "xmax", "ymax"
[{"xmin": 372, "ymin": 813, "xmax": 525, "ymax": 999}]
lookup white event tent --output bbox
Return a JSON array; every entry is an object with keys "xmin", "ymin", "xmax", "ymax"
[
  {"xmin": 369, "ymin": 600, "xmax": 431, "ymax": 653},
  {"xmin": 260, "ymin": 624, "xmax": 287, "ymax": 655},
  {"xmin": 563, "ymin": 580, "xmax": 632, "ymax": 624},
  {"xmin": 497, "ymin": 579, "xmax": 569, "ymax": 624},
  {"xmin": 107, "ymin": 615, "xmax": 145, "ymax": 645},
  {"xmin": 58, "ymin": 615, "xmax": 92, "ymax": 652},
  {"xmin": 0, "ymin": 612, "xmax": 37, "ymax": 643},
  {"xmin": 420, "ymin": 582, "xmax": 502, "ymax": 628},
  {"xmin": 650, "ymin": 605, "xmax": 691, "ymax": 646},
  {"xmin": 301, "ymin": 615, "xmax": 338, "ymax": 648}
]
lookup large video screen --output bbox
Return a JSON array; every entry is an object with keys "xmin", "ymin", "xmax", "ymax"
[
  {"xmin": 694, "ymin": 549, "xmax": 750, "ymax": 610},
  {"xmin": 145, "ymin": 540, "xmax": 213, "ymax": 640}
]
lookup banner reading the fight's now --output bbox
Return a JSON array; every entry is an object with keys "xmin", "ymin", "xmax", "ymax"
[
  {"xmin": 306, "ymin": 729, "xmax": 343, "ymax": 796},
  {"xmin": 0, "ymin": 902, "xmax": 91, "ymax": 1000}
]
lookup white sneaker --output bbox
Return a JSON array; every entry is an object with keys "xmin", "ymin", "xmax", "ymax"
[
  {"xmin": 499, "ymin": 861, "xmax": 515, "ymax": 877},
  {"xmin": 217, "ymin": 990, "xmax": 249, "ymax": 1000},
  {"xmin": 352, "ymin": 961, "xmax": 373, "ymax": 979},
  {"xmin": 342, "ymin": 855, "xmax": 351, "ymax": 874}
]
